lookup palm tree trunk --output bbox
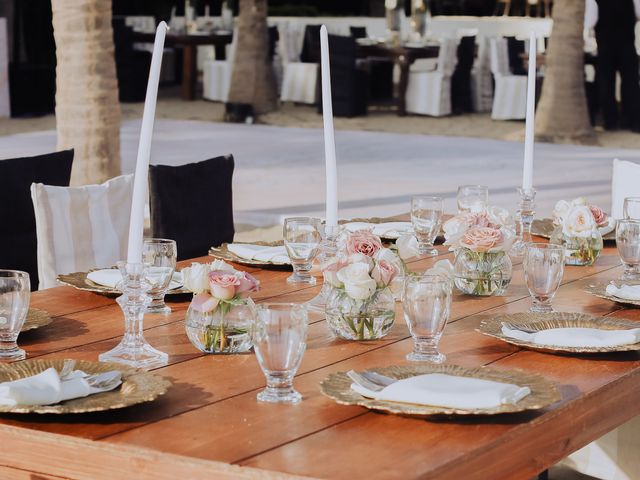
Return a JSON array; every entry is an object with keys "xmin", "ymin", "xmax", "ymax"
[
  {"xmin": 52, "ymin": 0, "xmax": 121, "ymax": 185},
  {"xmin": 535, "ymin": 0, "xmax": 595, "ymax": 144},
  {"xmin": 227, "ymin": 0, "xmax": 278, "ymax": 115}
]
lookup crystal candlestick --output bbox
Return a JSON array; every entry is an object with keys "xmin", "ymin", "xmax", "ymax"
[
  {"xmin": 306, "ymin": 225, "xmax": 344, "ymax": 312},
  {"xmin": 99, "ymin": 262, "xmax": 168, "ymax": 369},
  {"xmin": 511, "ymin": 188, "xmax": 536, "ymax": 257}
]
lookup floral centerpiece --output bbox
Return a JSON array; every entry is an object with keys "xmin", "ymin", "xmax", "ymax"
[
  {"xmin": 443, "ymin": 207, "xmax": 515, "ymax": 296},
  {"xmin": 550, "ymin": 198, "xmax": 612, "ymax": 266},
  {"xmin": 182, "ymin": 260, "xmax": 259, "ymax": 354},
  {"xmin": 323, "ymin": 230, "xmax": 405, "ymax": 340}
]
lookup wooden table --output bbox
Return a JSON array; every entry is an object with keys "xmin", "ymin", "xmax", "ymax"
[
  {"xmin": 2, "ymin": 239, "xmax": 639, "ymax": 479},
  {"xmin": 357, "ymin": 43, "xmax": 439, "ymax": 116},
  {"xmin": 133, "ymin": 31, "xmax": 233, "ymax": 101}
]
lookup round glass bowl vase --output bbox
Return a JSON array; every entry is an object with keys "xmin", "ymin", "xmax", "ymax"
[
  {"xmin": 550, "ymin": 228, "xmax": 603, "ymax": 266},
  {"xmin": 453, "ymin": 248, "xmax": 512, "ymax": 296}
]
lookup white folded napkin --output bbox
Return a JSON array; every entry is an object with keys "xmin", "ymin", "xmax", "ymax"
[
  {"xmin": 351, "ymin": 373, "xmax": 530, "ymax": 410},
  {"xmin": 87, "ymin": 269, "xmax": 183, "ymax": 290},
  {"xmin": 606, "ymin": 283, "xmax": 640, "ymax": 301},
  {"xmin": 501, "ymin": 324, "xmax": 640, "ymax": 348},
  {"xmin": 227, "ymin": 244, "xmax": 290, "ymax": 264},
  {"xmin": 343, "ymin": 222, "xmax": 414, "ymax": 238},
  {"xmin": 0, "ymin": 368, "xmax": 117, "ymax": 407}
]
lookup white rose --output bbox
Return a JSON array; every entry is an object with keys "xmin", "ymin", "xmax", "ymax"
[
  {"xmin": 375, "ymin": 247, "xmax": 405, "ymax": 274},
  {"xmin": 396, "ymin": 234, "xmax": 420, "ymax": 260},
  {"xmin": 181, "ymin": 262, "xmax": 211, "ymax": 294},
  {"xmin": 562, "ymin": 205, "xmax": 598, "ymax": 238},
  {"xmin": 336, "ymin": 263, "xmax": 377, "ymax": 300},
  {"xmin": 322, "ymin": 258, "xmax": 345, "ymax": 288},
  {"xmin": 348, "ymin": 252, "xmax": 374, "ymax": 270},
  {"xmin": 498, "ymin": 227, "xmax": 516, "ymax": 253},
  {"xmin": 443, "ymin": 215, "xmax": 472, "ymax": 246},
  {"xmin": 425, "ymin": 259, "xmax": 454, "ymax": 279},
  {"xmin": 209, "ymin": 259, "xmax": 235, "ymax": 272},
  {"xmin": 487, "ymin": 206, "xmax": 513, "ymax": 229},
  {"xmin": 553, "ymin": 200, "xmax": 571, "ymax": 224},
  {"xmin": 572, "ymin": 197, "xmax": 588, "ymax": 206}
]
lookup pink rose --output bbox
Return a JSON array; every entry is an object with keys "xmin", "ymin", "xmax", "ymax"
[
  {"xmin": 208, "ymin": 270, "xmax": 240, "ymax": 300},
  {"xmin": 459, "ymin": 227, "xmax": 504, "ymax": 253},
  {"xmin": 588, "ymin": 205, "xmax": 608, "ymax": 227},
  {"xmin": 468, "ymin": 211, "xmax": 491, "ymax": 228},
  {"xmin": 191, "ymin": 293, "xmax": 220, "ymax": 313},
  {"xmin": 236, "ymin": 271, "xmax": 260, "ymax": 297},
  {"xmin": 371, "ymin": 260, "xmax": 397, "ymax": 287},
  {"xmin": 346, "ymin": 230, "xmax": 383, "ymax": 258}
]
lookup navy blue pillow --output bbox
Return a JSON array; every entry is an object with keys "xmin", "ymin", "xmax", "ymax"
[{"xmin": 0, "ymin": 149, "xmax": 74, "ymax": 289}]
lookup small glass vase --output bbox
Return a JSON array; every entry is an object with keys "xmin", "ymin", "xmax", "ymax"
[
  {"xmin": 453, "ymin": 248, "xmax": 512, "ymax": 296},
  {"xmin": 550, "ymin": 228, "xmax": 603, "ymax": 266},
  {"xmin": 185, "ymin": 298, "xmax": 255, "ymax": 354},
  {"xmin": 325, "ymin": 287, "xmax": 395, "ymax": 341}
]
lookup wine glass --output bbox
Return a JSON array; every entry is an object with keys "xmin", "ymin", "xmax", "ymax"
[
  {"xmin": 623, "ymin": 197, "xmax": 640, "ymax": 220},
  {"xmin": 457, "ymin": 185, "xmax": 489, "ymax": 213},
  {"xmin": 0, "ymin": 270, "xmax": 30, "ymax": 360},
  {"xmin": 283, "ymin": 217, "xmax": 322, "ymax": 285},
  {"xmin": 524, "ymin": 243, "xmax": 565, "ymax": 312},
  {"xmin": 142, "ymin": 238, "xmax": 177, "ymax": 314},
  {"xmin": 411, "ymin": 196, "xmax": 443, "ymax": 256},
  {"xmin": 616, "ymin": 219, "xmax": 640, "ymax": 280}
]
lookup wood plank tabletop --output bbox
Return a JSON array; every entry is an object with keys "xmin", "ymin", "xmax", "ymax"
[{"xmin": 0, "ymin": 240, "xmax": 638, "ymax": 480}]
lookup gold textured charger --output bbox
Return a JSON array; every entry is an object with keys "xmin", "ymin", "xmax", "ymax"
[
  {"xmin": 320, "ymin": 364, "xmax": 559, "ymax": 417},
  {"xmin": 209, "ymin": 241, "xmax": 291, "ymax": 270},
  {"xmin": 0, "ymin": 359, "xmax": 171, "ymax": 414},
  {"xmin": 57, "ymin": 268, "xmax": 190, "ymax": 296},
  {"xmin": 584, "ymin": 281, "xmax": 640, "ymax": 308},
  {"xmin": 478, "ymin": 312, "xmax": 640, "ymax": 354},
  {"xmin": 531, "ymin": 218, "xmax": 615, "ymax": 242},
  {"xmin": 22, "ymin": 309, "xmax": 53, "ymax": 332}
]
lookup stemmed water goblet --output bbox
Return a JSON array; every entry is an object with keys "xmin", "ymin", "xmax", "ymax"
[
  {"xmin": 142, "ymin": 238, "xmax": 177, "ymax": 314},
  {"xmin": 0, "ymin": 270, "xmax": 30, "ymax": 361},
  {"xmin": 283, "ymin": 217, "xmax": 322, "ymax": 285},
  {"xmin": 523, "ymin": 243, "xmax": 565, "ymax": 313},
  {"xmin": 252, "ymin": 303, "xmax": 308, "ymax": 404},
  {"xmin": 457, "ymin": 185, "xmax": 489, "ymax": 213},
  {"xmin": 402, "ymin": 274, "xmax": 452, "ymax": 363},
  {"xmin": 411, "ymin": 196, "xmax": 443, "ymax": 256},
  {"xmin": 616, "ymin": 219, "xmax": 640, "ymax": 281},
  {"xmin": 623, "ymin": 197, "xmax": 640, "ymax": 220}
]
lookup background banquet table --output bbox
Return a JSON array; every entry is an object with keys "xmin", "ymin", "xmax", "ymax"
[{"xmin": 2, "ymin": 235, "xmax": 639, "ymax": 479}]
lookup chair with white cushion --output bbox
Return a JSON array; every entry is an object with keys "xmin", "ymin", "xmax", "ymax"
[
  {"xmin": 471, "ymin": 36, "xmax": 493, "ymax": 112},
  {"xmin": 489, "ymin": 37, "xmax": 528, "ymax": 120},
  {"xmin": 611, "ymin": 158, "xmax": 640, "ymax": 219},
  {"xmin": 280, "ymin": 24, "xmax": 319, "ymax": 105},
  {"xmin": 405, "ymin": 37, "xmax": 459, "ymax": 117},
  {"xmin": 202, "ymin": 28, "xmax": 239, "ymax": 102},
  {"xmin": 30, "ymin": 175, "xmax": 133, "ymax": 290}
]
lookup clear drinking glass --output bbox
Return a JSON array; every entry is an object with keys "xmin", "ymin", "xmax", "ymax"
[
  {"xmin": 411, "ymin": 196, "xmax": 443, "ymax": 256},
  {"xmin": 457, "ymin": 185, "xmax": 489, "ymax": 213},
  {"xmin": 402, "ymin": 274, "xmax": 452, "ymax": 363},
  {"xmin": 142, "ymin": 238, "xmax": 177, "ymax": 314},
  {"xmin": 252, "ymin": 303, "xmax": 308, "ymax": 404},
  {"xmin": 623, "ymin": 197, "xmax": 640, "ymax": 220},
  {"xmin": 524, "ymin": 243, "xmax": 565, "ymax": 313},
  {"xmin": 0, "ymin": 270, "xmax": 30, "ymax": 360},
  {"xmin": 283, "ymin": 217, "xmax": 322, "ymax": 285},
  {"xmin": 616, "ymin": 219, "xmax": 640, "ymax": 280}
]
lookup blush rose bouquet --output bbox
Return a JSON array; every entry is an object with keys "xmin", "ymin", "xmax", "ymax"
[{"xmin": 182, "ymin": 260, "xmax": 259, "ymax": 353}]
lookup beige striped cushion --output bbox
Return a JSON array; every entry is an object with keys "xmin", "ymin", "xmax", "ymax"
[{"xmin": 30, "ymin": 175, "xmax": 134, "ymax": 290}]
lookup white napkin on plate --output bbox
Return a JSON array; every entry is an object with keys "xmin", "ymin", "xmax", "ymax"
[
  {"xmin": 0, "ymin": 368, "xmax": 116, "ymax": 406},
  {"xmin": 501, "ymin": 324, "xmax": 640, "ymax": 348},
  {"xmin": 343, "ymin": 222, "xmax": 414, "ymax": 238},
  {"xmin": 227, "ymin": 244, "xmax": 290, "ymax": 264},
  {"xmin": 351, "ymin": 373, "xmax": 530, "ymax": 410},
  {"xmin": 87, "ymin": 269, "xmax": 183, "ymax": 290},
  {"xmin": 606, "ymin": 283, "xmax": 640, "ymax": 301}
]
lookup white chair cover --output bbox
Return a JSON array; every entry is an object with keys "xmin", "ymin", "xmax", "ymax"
[
  {"xmin": 471, "ymin": 35, "xmax": 493, "ymax": 112},
  {"xmin": 0, "ymin": 19, "xmax": 9, "ymax": 118},
  {"xmin": 279, "ymin": 22, "xmax": 318, "ymax": 104},
  {"xmin": 30, "ymin": 175, "xmax": 134, "ymax": 290},
  {"xmin": 202, "ymin": 27, "xmax": 239, "ymax": 102},
  {"xmin": 611, "ymin": 158, "xmax": 640, "ymax": 219},
  {"xmin": 405, "ymin": 38, "xmax": 458, "ymax": 117},
  {"xmin": 489, "ymin": 37, "xmax": 527, "ymax": 120}
]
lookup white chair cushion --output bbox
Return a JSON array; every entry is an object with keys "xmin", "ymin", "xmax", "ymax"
[
  {"xmin": 30, "ymin": 175, "xmax": 134, "ymax": 290},
  {"xmin": 611, "ymin": 158, "xmax": 640, "ymax": 219}
]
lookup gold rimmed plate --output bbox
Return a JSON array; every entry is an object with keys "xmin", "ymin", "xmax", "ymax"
[
  {"xmin": 57, "ymin": 268, "xmax": 190, "ymax": 296},
  {"xmin": 584, "ymin": 281, "xmax": 640, "ymax": 308},
  {"xmin": 341, "ymin": 217, "xmax": 444, "ymax": 244},
  {"xmin": 0, "ymin": 359, "xmax": 171, "ymax": 414},
  {"xmin": 531, "ymin": 218, "xmax": 615, "ymax": 242},
  {"xmin": 22, "ymin": 308, "xmax": 53, "ymax": 332},
  {"xmin": 209, "ymin": 241, "xmax": 292, "ymax": 270},
  {"xmin": 478, "ymin": 312, "xmax": 640, "ymax": 354},
  {"xmin": 320, "ymin": 364, "xmax": 559, "ymax": 417}
]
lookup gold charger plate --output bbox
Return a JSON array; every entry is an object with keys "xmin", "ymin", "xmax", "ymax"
[
  {"xmin": 320, "ymin": 364, "xmax": 559, "ymax": 417},
  {"xmin": 478, "ymin": 312, "xmax": 640, "ymax": 354},
  {"xmin": 209, "ymin": 241, "xmax": 292, "ymax": 270},
  {"xmin": 22, "ymin": 308, "xmax": 53, "ymax": 332},
  {"xmin": 531, "ymin": 218, "xmax": 615, "ymax": 242},
  {"xmin": 0, "ymin": 359, "xmax": 171, "ymax": 414},
  {"xmin": 57, "ymin": 268, "xmax": 190, "ymax": 296},
  {"xmin": 584, "ymin": 281, "xmax": 640, "ymax": 308}
]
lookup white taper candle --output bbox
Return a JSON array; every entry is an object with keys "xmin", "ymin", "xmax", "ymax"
[
  {"xmin": 127, "ymin": 21, "xmax": 168, "ymax": 264},
  {"xmin": 320, "ymin": 25, "xmax": 338, "ymax": 227},
  {"xmin": 522, "ymin": 32, "xmax": 536, "ymax": 191}
]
